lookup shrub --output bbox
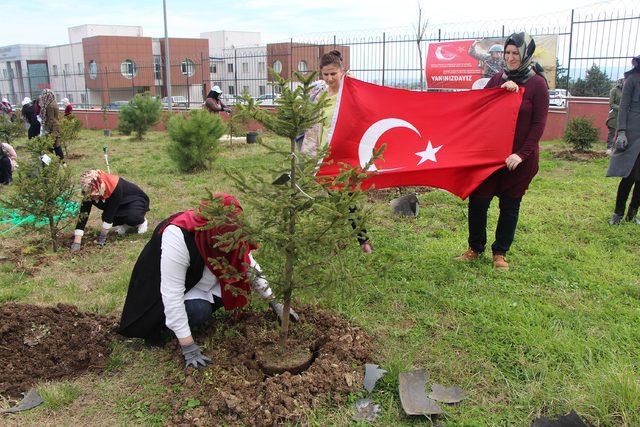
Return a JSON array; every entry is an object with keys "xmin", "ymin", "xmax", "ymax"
[
  {"xmin": 0, "ymin": 114, "xmax": 25, "ymax": 144},
  {"xmin": 3, "ymin": 136, "xmax": 76, "ymax": 252},
  {"xmin": 59, "ymin": 115, "xmax": 82, "ymax": 157},
  {"xmin": 167, "ymin": 109, "xmax": 226, "ymax": 172},
  {"xmin": 117, "ymin": 93, "xmax": 162, "ymax": 140},
  {"xmin": 564, "ymin": 116, "xmax": 600, "ymax": 152}
]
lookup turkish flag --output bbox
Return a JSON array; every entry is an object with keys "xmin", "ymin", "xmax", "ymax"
[{"xmin": 316, "ymin": 77, "xmax": 523, "ymax": 199}]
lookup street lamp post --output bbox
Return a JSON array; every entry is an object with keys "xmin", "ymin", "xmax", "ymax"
[{"xmin": 163, "ymin": 0, "xmax": 172, "ymax": 113}]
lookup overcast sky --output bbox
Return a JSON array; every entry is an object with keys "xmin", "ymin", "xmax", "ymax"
[{"xmin": 2, "ymin": 0, "xmax": 612, "ymax": 46}]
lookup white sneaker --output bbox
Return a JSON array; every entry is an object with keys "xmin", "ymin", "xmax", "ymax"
[
  {"xmin": 114, "ymin": 225, "xmax": 128, "ymax": 235},
  {"xmin": 137, "ymin": 218, "xmax": 148, "ymax": 234}
]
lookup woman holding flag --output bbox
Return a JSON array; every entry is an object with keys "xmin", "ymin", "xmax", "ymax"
[
  {"xmin": 301, "ymin": 50, "xmax": 373, "ymax": 253},
  {"xmin": 456, "ymin": 32, "xmax": 549, "ymax": 270}
]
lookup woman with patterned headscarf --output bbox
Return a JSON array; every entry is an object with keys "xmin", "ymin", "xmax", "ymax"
[
  {"xmin": 118, "ymin": 194, "xmax": 298, "ymax": 369},
  {"xmin": 606, "ymin": 55, "xmax": 640, "ymax": 225},
  {"xmin": 71, "ymin": 169, "xmax": 150, "ymax": 251},
  {"xmin": 39, "ymin": 89, "xmax": 64, "ymax": 159},
  {"xmin": 456, "ymin": 32, "xmax": 549, "ymax": 270}
]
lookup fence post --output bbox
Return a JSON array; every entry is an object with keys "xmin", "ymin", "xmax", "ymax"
[
  {"xmin": 234, "ymin": 49, "xmax": 239, "ymax": 97},
  {"xmin": 438, "ymin": 29, "xmax": 441, "ymax": 42},
  {"xmin": 201, "ymin": 52, "xmax": 206, "ymax": 101},
  {"xmin": 186, "ymin": 58, "xmax": 191, "ymax": 108},
  {"xmin": 62, "ymin": 70, "xmax": 69, "ymax": 100},
  {"xmin": 502, "ymin": 25, "xmax": 505, "ymax": 38},
  {"xmin": 104, "ymin": 66, "xmax": 110, "ymax": 106},
  {"xmin": 382, "ymin": 32, "xmax": 386, "ymax": 86},
  {"xmin": 131, "ymin": 66, "xmax": 135, "ymax": 98},
  {"xmin": 333, "ymin": 35, "xmax": 336, "ymax": 50},
  {"xmin": 566, "ymin": 9, "xmax": 575, "ymax": 92}
]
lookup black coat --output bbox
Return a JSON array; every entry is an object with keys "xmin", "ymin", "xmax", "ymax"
[{"xmin": 118, "ymin": 220, "xmax": 206, "ymax": 339}]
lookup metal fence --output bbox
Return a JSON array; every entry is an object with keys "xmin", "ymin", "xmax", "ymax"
[{"xmin": 0, "ymin": 0, "xmax": 637, "ymax": 109}]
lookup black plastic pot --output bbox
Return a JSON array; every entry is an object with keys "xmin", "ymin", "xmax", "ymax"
[
  {"xmin": 103, "ymin": 129, "xmax": 111, "ymax": 137},
  {"xmin": 246, "ymin": 131, "xmax": 259, "ymax": 144}
]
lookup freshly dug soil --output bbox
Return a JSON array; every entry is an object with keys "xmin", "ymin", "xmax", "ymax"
[
  {"xmin": 0, "ymin": 303, "xmax": 117, "ymax": 399},
  {"xmin": 166, "ymin": 306, "xmax": 372, "ymax": 426},
  {"xmin": 551, "ymin": 149, "xmax": 608, "ymax": 161}
]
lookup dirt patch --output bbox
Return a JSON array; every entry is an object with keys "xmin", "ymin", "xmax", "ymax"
[
  {"xmin": 166, "ymin": 306, "xmax": 372, "ymax": 426},
  {"xmin": 550, "ymin": 149, "xmax": 608, "ymax": 161},
  {"xmin": 65, "ymin": 153, "xmax": 85, "ymax": 160},
  {"xmin": 0, "ymin": 303, "xmax": 117, "ymax": 399},
  {"xmin": 367, "ymin": 186, "xmax": 434, "ymax": 202}
]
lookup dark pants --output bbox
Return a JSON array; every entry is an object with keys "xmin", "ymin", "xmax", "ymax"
[
  {"xmin": 112, "ymin": 211, "xmax": 146, "ymax": 227},
  {"xmin": 184, "ymin": 297, "xmax": 223, "ymax": 329},
  {"xmin": 606, "ymin": 126, "xmax": 616, "ymax": 150},
  {"xmin": 468, "ymin": 195, "xmax": 522, "ymax": 255},
  {"xmin": 615, "ymin": 177, "xmax": 640, "ymax": 218},
  {"xmin": 27, "ymin": 122, "xmax": 41, "ymax": 139},
  {"xmin": 0, "ymin": 156, "xmax": 12, "ymax": 184},
  {"xmin": 50, "ymin": 145, "xmax": 64, "ymax": 160}
]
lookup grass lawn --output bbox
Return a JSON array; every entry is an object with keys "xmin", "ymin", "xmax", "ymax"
[{"xmin": 0, "ymin": 129, "xmax": 639, "ymax": 426}]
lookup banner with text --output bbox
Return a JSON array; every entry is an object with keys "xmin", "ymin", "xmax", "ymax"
[{"xmin": 426, "ymin": 35, "xmax": 558, "ymax": 90}]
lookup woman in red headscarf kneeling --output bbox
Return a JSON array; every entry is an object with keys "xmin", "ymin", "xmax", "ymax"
[{"xmin": 118, "ymin": 193, "xmax": 298, "ymax": 369}]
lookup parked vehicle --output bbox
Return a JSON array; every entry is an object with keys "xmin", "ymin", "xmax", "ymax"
[
  {"xmin": 105, "ymin": 101, "xmax": 129, "ymax": 111},
  {"xmin": 549, "ymin": 89, "xmax": 570, "ymax": 107},
  {"xmin": 161, "ymin": 96, "xmax": 188, "ymax": 108},
  {"xmin": 256, "ymin": 94, "xmax": 281, "ymax": 106}
]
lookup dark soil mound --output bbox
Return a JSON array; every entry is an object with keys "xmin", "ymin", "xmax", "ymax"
[
  {"xmin": 0, "ymin": 303, "xmax": 117, "ymax": 398},
  {"xmin": 166, "ymin": 306, "xmax": 372, "ymax": 426},
  {"xmin": 551, "ymin": 149, "xmax": 608, "ymax": 161}
]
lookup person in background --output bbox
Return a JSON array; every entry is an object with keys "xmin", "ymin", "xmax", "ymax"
[
  {"xmin": 0, "ymin": 97, "xmax": 13, "ymax": 119},
  {"xmin": 71, "ymin": 170, "xmax": 150, "ymax": 251},
  {"xmin": 606, "ymin": 55, "xmax": 640, "ymax": 225},
  {"xmin": 456, "ymin": 32, "xmax": 549, "ymax": 270},
  {"xmin": 0, "ymin": 141, "xmax": 18, "ymax": 185},
  {"xmin": 62, "ymin": 97, "xmax": 73, "ymax": 116},
  {"xmin": 118, "ymin": 194, "xmax": 299, "ymax": 369},
  {"xmin": 20, "ymin": 97, "xmax": 40, "ymax": 139},
  {"xmin": 39, "ymin": 89, "xmax": 64, "ymax": 159},
  {"xmin": 300, "ymin": 50, "xmax": 373, "ymax": 254},
  {"xmin": 606, "ymin": 79, "xmax": 624, "ymax": 155},
  {"xmin": 204, "ymin": 86, "xmax": 231, "ymax": 114}
]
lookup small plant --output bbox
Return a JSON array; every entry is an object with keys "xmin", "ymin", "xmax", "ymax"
[
  {"xmin": 167, "ymin": 109, "xmax": 226, "ymax": 172},
  {"xmin": 564, "ymin": 116, "xmax": 600, "ymax": 152},
  {"xmin": 3, "ymin": 136, "xmax": 76, "ymax": 252},
  {"xmin": 117, "ymin": 93, "xmax": 162, "ymax": 140},
  {"xmin": 59, "ymin": 115, "xmax": 82, "ymax": 157},
  {"xmin": 0, "ymin": 114, "xmax": 25, "ymax": 144}
]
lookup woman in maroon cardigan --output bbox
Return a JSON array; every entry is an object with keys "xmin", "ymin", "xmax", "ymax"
[{"xmin": 456, "ymin": 32, "xmax": 549, "ymax": 270}]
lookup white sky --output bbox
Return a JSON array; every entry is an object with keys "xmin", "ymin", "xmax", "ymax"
[{"xmin": 1, "ymin": 0, "xmax": 613, "ymax": 46}]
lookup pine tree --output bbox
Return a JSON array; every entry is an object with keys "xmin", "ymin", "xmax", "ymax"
[
  {"xmin": 167, "ymin": 109, "xmax": 226, "ymax": 172},
  {"xmin": 571, "ymin": 64, "xmax": 612, "ymax": 97},
  {"xmin": 59, "ymin": 115, "xmax": 82, "ymax": 157},
  {"xmin": 3, "ymin": 136, "xmax": 76, "ymax": 252},
  {"xmin": 117, "ymin": 93, "xmax": 162, "ymax": 140},
  {"xmin": 200, "ymin": 71, "xmax": 381, "ymax": 353}
]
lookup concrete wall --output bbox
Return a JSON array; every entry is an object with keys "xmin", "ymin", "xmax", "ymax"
[
  {"xmin": 541, "ymin": 97, "xmax": 610, "ymax": 141},
  {"xmin": 68, "ymin": 25, "xmax": 143, "ymax": 44},
  {"xmin": 46, "ymin": 43, "xmax": 86, "ymax": 103},
  {"xmin": 200, "ymin": 31, "xmax": 261, "ymax": 56}
]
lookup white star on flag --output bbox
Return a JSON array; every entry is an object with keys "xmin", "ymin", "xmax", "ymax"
[{"xmin": 415, "ymin": 140, "xmax": 443, "ymax": 165}]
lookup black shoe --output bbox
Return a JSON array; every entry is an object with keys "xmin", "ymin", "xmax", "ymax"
[
  {"xmin": 626, "ymin": 208, "xmax": 638, "ymax": 222},
  {"xmin": 608, "ymin": 213, "xmax": 623, "ymax": 225}
]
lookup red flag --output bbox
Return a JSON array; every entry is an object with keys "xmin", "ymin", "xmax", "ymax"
[{"xmin": 316, "ymin": 77, "xmax": 523, "ymax": 199}]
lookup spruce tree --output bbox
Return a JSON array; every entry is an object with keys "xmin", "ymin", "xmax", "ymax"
[
  {"xmin": 200, "ymin": 71, "xmax": 381, "ymax": 352},
  {"xmin": 167, "ymin": 109, "xmax": 226, "ymax": 172},
  {"xmin": 571, "ymin": 64, "xmax": 612, "ymax": 97}
]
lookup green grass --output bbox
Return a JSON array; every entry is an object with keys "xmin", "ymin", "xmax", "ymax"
[{"xmin": 1, "ymin": 131, "xmax": 639, "ymax": 425}]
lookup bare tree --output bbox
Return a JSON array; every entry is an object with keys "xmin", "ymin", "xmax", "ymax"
[{"xmin": 414, "ymin": 2, "xmax": 429, "ymax": 91}]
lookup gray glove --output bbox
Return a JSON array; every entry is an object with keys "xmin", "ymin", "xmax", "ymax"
[
  {"xmin": 97, "ymin": 231, "xmax": 108, "ymax": 247},
  {"xmin": 70, "ymin": 242, "xmax": 81, "ymax": 251},
  {"xmin": 181, "ymin": 342, "xmax": 212, "ymax": 370},
  {"xmin": 269, "ymin": 300, "xmax": 300, "ymax": 323},
  {"xmin": 615, "ymin": 131, "xmax": 628, "ymax": 152}
]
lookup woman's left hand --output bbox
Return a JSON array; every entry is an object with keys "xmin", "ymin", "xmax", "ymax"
[
  {"xmin": 501, "ymin": 81, "xmax": 519, "ymax": 92},
  {"xmin": 505, "ymin": 154, "xmax": 523, "ymax": 171}
]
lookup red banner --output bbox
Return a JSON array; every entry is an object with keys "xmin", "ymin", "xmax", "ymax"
[
  {"xmin": 316, "ymin": 77, "xmax": 523, "ymax": 199},
  {"xmin": 426, "ymin": 40, "xmax": 485, "ymax": 90}
]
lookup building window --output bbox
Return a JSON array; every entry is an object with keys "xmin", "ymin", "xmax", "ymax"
[
  {"xmin": 228, "ymin": 85, "xmax": 235, "ymax": 95},
  {"xmin": 88, "ymin": 60, "xmax": 98, "ymax": 79},
  {"xmin": 242, "ymin": 62, "xmax": 248, "ymax": 73},
  {"xmin": 259, "ymin": 85, "xmax": 266, "ymax": 95},
  {"xmin": 272, "ymin": 60, "xmax": 282, "ymax": 74},
  {"xmin": 227, "ymin": 63, "xmax": 234, "ymax": 73},
  {"xmin": 210, "ymin": 63, "xmax": 217, "ymax": 74},
  {"xmin": 52, "ymin": 65, "xmax": 58, "ymax": 76},
  {"xmin": 64, "ymin": 64, "xmax": 71, "ymax": 75},
  {"xmin": 258, "ymin": 61, "xmax": 265, "ymax": 74},
  {"xmin": 181, "ymin": 59, "xmax": 195, "ymax": 77},
  {"xmin": 77, "ymin": 62, "xmax": 83, "ymax": 73},
  {"xmin": 120, "ymin": 59, "xmax": 138, "ymax": 79},
  {"xmin": 242, "ymin": 85, "xmax": 249, "ymax": 95},
  {"xmin": 298, "ymin": 60, "xmax": 308, "ymax": 72},
  {"xmin": 153, "ymin": 55, "xmax": 162, "ymax": 80}
]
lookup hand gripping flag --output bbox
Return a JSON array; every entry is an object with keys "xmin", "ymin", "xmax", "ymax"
[{"xmin": 316, "ymin": 77, "xmax": 524, "ymax": 199}]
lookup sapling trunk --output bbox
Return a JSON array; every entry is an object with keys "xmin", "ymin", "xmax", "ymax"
[
  {"xmin": 48, "ymin": 216, "xmax": 58, "ymax": 252},
  {"xmin": 278, "ymin": 136, "xmax": 298, "ymax": 353}
]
